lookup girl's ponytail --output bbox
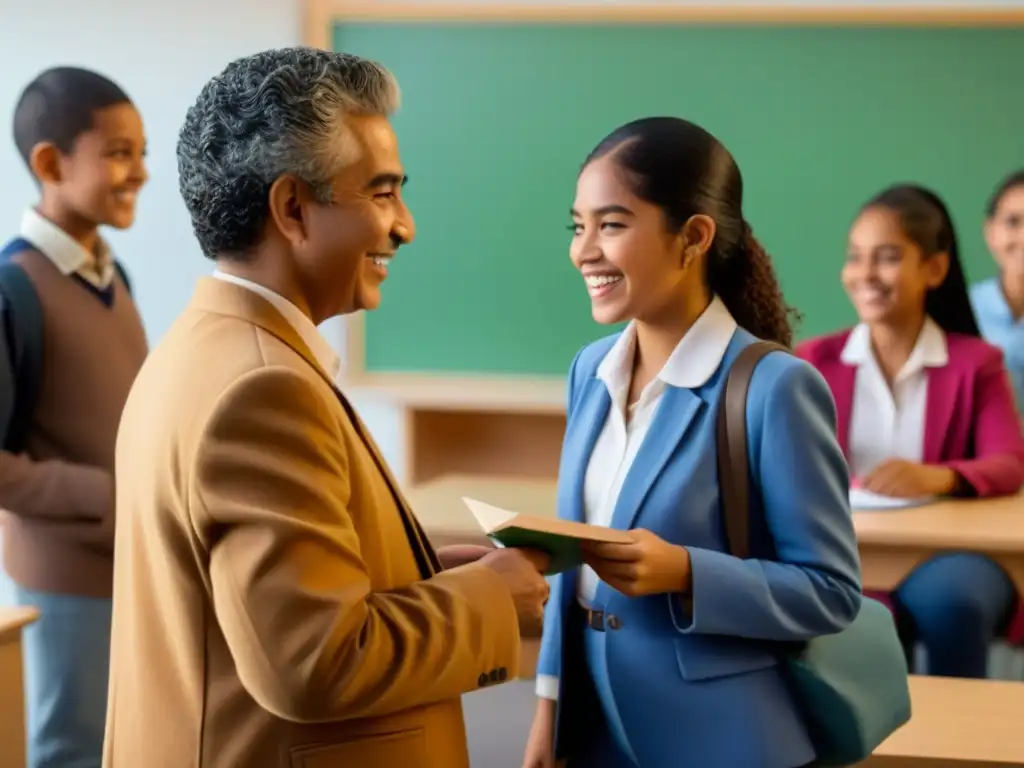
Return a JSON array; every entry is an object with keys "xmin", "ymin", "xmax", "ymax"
[{"xmin": 708, "ymin": 220, "xmax": 800, "ymax": 347}]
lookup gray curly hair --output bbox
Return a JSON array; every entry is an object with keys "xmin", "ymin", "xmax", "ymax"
[{"xmin": 177, "ymin": 47, "xmax": 399, "ymax": 260}]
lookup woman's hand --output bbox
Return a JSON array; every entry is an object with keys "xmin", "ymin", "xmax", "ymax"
[
  {"xmin": 580, "ymin": 529, "xmax": 692, "ymax": 597},
  {"xmin": 436, "ymin": 543, "xmax": 494, "ymax": 570},
  {"xmin": 523, "ymin": 698, "xmax": 558, "ymax": 768},
  {"xmin": 860, "ymin": 460, "xmax": 958, "ymax": 498}
]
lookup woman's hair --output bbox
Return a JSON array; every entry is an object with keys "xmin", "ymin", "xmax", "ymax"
[
  {"xmin": 862, "ymin": 184, "xmax": 980, "ymax": 337},
  {"xmin": 986, "ymin": 169, "xmax": 1024, "ymax": 218},
  {"xmin": 582, "ymin": 117, "xmax": 799, "ymax": 347}
]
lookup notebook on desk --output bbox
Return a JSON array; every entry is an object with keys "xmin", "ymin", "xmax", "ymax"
[{"xmin": 849, "ymin": 487, "xmax": 936, "ymax": 511}]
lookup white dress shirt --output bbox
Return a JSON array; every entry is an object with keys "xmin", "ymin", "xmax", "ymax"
[
  {"xmin": 536, "ymin": 296, "xmax": 738, "ymax": 701},
  {"xmin": 212, "ymin": 270, "xmax": 341, "ymax": 380},
  {"xmin": 19, "ymin": 208, "xmax": 114, "ymax": 288},
  {"xmin": 843, "ymin": 319, "xmax": 948, "ymax": 480}
]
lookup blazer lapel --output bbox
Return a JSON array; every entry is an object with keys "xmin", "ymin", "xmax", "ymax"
[
  {"xmin": 558, "ymin": 379, "xmax": 610, "ymax": 525},
  {"xmin": 924, "ymin": 366, "xmax": 960, "ymax": 464},
  {"xmin": 336, "ymin": 391, "xmax": 442, "ymax": 576},
  {"xmin": 189, "ymin": 279, "xmax": 441, "ymax": 576},
  {"xmin": 609, "ymin": 386, "xmax": 703, "ymax": 532},
  {"xmin": 556, "ymin": 378, "xmax": 608, "ymax": 609}
]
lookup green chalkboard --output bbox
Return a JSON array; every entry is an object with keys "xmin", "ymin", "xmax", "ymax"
[{"xmin": 333, "ymin": 22, "xmax": 1023, "ymax": 376}]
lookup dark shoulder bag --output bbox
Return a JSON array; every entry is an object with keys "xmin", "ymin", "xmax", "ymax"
[
  {"xmin": 113, "ymin": 260, "xmax": 132, "ymax": 293},
  {"xmin": 717, "ymin": 341, "xmax": 911, "ymax": 767},
  {"xmin": 0, "ymin": 239, "xmax": 45, "ymax": 454}
]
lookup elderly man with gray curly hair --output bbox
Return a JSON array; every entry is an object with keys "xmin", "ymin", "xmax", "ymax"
[{"xmin": 102, "ymin": 47, "xmax": 550, "ymax": 768}]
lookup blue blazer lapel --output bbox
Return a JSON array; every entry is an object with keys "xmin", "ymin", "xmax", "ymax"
[
  {"xmin": 557, "ymin": 378, "xmax": 610, "ymax": 525},
  {"xmin": 609, "ymin": 386, "xmax": 704, "ymax": 532},
  {"xmin": 556, "ymin": 377, "xmax": 608, "ymax": 610}
]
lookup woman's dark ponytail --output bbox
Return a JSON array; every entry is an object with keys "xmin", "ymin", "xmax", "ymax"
[{"xmin": 708, "ymin": 221, "xmax": 799, "ymax": 348}]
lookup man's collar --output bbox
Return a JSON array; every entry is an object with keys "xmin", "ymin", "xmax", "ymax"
[{"xmin": 210, "ymin": 270, "xmax": 341, "ymax": 380}]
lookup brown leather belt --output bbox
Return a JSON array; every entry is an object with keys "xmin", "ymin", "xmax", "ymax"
[{"xmin": 584, "ymin": 609, "xmax": 622, "ymax": 632}]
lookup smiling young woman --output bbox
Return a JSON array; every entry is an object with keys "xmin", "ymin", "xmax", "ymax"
[
  {"xmin": 525, "ymin": 117, "xmax": 863, "ymax": 768},
  {"xmin": 797, "ymin": 183, "xmax": 1024, "ymax": 680}
]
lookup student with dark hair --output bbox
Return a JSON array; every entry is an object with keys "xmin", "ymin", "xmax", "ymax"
[
  {"xmin": 0, "ymin": 66, "xmax": 148, "ymax": 768},
  {"xmin": 971, "ymin": 170, "xmax": 1024, "ymax": 406},
  {"xmin": 797, "ymin": 184, "xmax": 1024, "ymax": 679},
  {"xmin": 524, "ymin": 117, "xmax": 863, "ymax": 768}
]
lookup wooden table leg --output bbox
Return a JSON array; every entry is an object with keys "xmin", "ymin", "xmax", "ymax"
[{"xmin": 0, "ymin": 607, "xmax": 39, "ymax": 768}]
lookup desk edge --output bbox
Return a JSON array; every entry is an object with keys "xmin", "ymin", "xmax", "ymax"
[{"xmin": 0, "ymin": 606, "xmax": 40, "ymax": 644}]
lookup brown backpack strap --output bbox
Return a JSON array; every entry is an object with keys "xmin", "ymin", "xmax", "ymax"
[{"xmin": 716, "ymin": 341, "xmax": 789, "ymax": 560}]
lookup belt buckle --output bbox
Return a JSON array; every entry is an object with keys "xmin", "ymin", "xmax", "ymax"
[{"xmin": 588, "ymin": 609, "xmax": 605, "ymax": 631}]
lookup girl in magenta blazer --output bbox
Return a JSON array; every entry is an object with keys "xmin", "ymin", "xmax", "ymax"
[{"xmin": 797, "ymin": 184, "xmax": 1024, "ymax": 679}]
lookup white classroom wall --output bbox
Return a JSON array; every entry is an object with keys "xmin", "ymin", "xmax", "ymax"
[{"xmin": 1, "ymin": 0, "xmax": 1023, "ymax": 484}]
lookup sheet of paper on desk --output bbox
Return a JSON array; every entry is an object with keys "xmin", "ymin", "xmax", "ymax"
[
  {"xmin": 849, "ymin": 487, "xmax": 936, "ymax": 511},
  {"xmin": 462, "ymin": 496, "xmax": 629, "ymax": 574}
]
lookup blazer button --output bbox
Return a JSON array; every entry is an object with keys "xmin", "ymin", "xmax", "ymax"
[
  {"xmin": 497, "ymin": 667, "xmax": 508, "ymax": 682},
  {"xmin": 477, "ymin": 673, "xmax": 488, "ymax": 687},
  {"xmin": 606, "ymin": 614, "xmax": 622, "ymax": 630}
]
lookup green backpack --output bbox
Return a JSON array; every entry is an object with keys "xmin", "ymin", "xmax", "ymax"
[{"xmin": 717, "ymin": 341, "xmax": 912, "ymax": 767}]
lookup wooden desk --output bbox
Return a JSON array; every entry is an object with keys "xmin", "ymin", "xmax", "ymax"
[
  {"xmin": 347, "ymin": 376, "xmax": 566, "ymax": 486},
  {"xmin": 0, "ymin": 606, "xmax": 38, "ymax": 768},
  {"xmin": 862, "ymin": 676, "xmax": 1024, "ymax": 767},
  {"xmin": 407, "ymin": 474, "xmax": 558, "ymax": 548},
  {"xmin": 854, "ymin": 495, "xmax": 1024, "ymax": 594},
  {"xmin": 406, "ymin": 476, "xmax": 1024, "ymax": 596},
  {"xmin": 407, "ymin": 478, "xmax": 1024, "ymax": 766}
]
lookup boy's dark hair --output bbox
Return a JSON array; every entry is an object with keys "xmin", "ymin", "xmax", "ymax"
[{"xmin": 12, "ymin": 66, "xmax": 131, "ymax": 172}]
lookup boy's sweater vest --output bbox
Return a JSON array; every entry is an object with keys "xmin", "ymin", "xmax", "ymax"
[{"xmin": 0, "ymin": 248, "xmax": 147, "ymax": 597}]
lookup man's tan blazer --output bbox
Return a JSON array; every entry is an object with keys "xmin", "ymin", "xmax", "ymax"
[{"xmin": 103, "ymin": 278, "xmax": 521, "ymax": 768}]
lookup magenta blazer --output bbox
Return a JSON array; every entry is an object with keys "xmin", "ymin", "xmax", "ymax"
[
  {"xmin": 797, "ymin": 329, "xmax": 1024, "ymax": 645},
  {"xmin": 796, "ymin": 330, "xmax": 1024, "ymax": 497}
]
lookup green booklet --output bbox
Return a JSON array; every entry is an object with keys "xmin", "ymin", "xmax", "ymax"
[{"xmin": 462, "ymin": 497, "xmax": 630, "ymax": 575}]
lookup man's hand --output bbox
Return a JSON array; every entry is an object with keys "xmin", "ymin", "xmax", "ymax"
[
  {"xmin": 437, "ymin": 543, "xmax": 494, "ymax": 570},
  {"xmin": 477, "ymin": 548, "xmax": 550, "ymax": 632}
]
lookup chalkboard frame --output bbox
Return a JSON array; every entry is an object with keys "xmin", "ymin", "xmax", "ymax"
[{"xmin": 305, "ymin": 0, "xmax": 1024, "ymax": 385}]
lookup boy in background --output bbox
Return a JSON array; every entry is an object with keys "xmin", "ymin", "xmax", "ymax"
[{"xmin": 0, "ymin": 67, "xmax": 148, "ymax": 768}]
